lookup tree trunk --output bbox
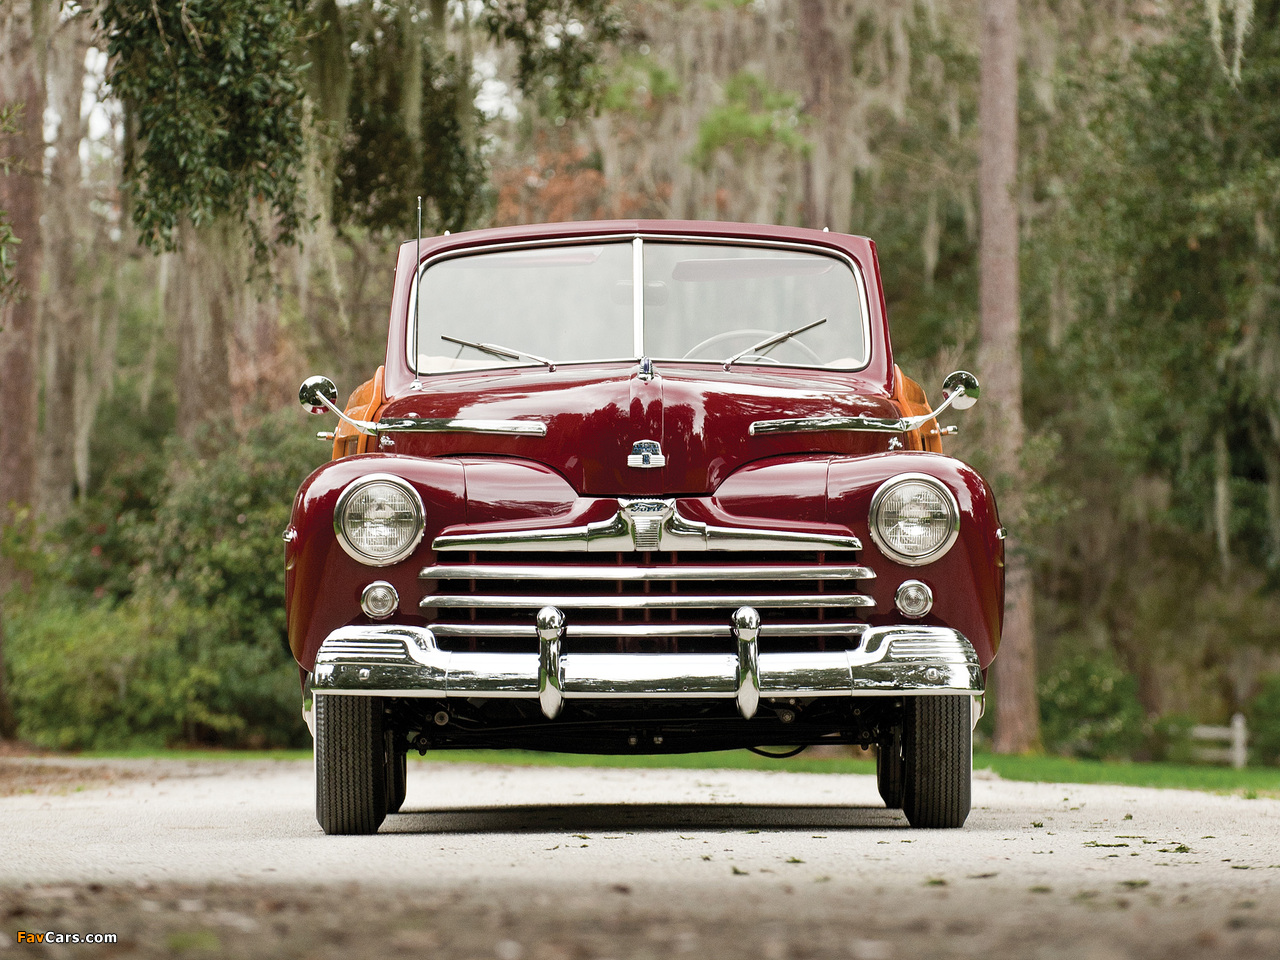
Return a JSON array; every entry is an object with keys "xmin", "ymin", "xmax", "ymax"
[
  {"xmin": 1267, "ymin": 412, "xmax": 1280, "ymax": 571},
  {"xmin": 0, "ymin": 0, "xmax": 47, "ymax": 741},
  {"xmin": 979, "ymin": 0, "xmax": 1039, "ymax": 754},
  {"xmin": 308, "ymin": 0, "xmax": 352, "ymax": 136},
  {"xmin": 1213, "ymin": 429, "xmax": 1231, "ymax": 578},
  {"xmin": 36, "ymin": 12, "xmax": 91, "ymax": 522},
  {"xmin": 0, "ymin": 610, "xmax": 15, "ymax": 739},
  {"xmin": 174, "ymin": 223, "xmax": 234, "ymax": 442},
  {"xmin": 400, "ymin": 1, "xmax": 423, "ymax": 165},
  {"xmin": 0, "ymin": 0, "xmax": 45, "ymax": 523},
  {"xmin": 797, "ymin": 0, "xmax": 837, "ymax": 230}
]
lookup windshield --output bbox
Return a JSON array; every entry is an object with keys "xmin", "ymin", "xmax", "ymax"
[{"xmin": 409, "ymin": 238, "xmax": 867, "ymax": 374}]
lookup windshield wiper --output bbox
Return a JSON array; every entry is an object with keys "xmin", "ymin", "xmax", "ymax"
[
  {"xmin": 441, "ymin": 335, "xmax": 556, "ymax": 371},
  {"xmin": 722, "ymin": 318, "xmax": 827, "ymax": 371}
]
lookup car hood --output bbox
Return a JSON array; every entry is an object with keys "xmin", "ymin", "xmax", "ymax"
[{"xmin": 377, "ymin": 362, "xmax": 901, "ymax": 496}]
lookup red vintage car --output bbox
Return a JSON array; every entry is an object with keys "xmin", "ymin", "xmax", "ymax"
[{"xmin": 288, "ymin": 219, "xmax": 1003, "ymax": 834}]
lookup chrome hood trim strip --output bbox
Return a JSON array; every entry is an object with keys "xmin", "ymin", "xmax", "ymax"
[
  {"xmin": 377, "ymin": 417, "xmax": 547, "ymax": 436},
  {"xmin": 302, "ymin": 389, "xmax": 546, "ymax": 438},
  {"xmin": 432, "ymin": 498, "xmax": 862, "ymax": 553},
  {"xmin": 750, "ymin": 414, "xmax": 914, "ymax": 436},
  {"xmin": 749, "ymin": 379, "xmax": 974, "ymax": 437}
]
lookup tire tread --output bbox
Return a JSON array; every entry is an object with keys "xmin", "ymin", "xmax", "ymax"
[
  {"xmin": 315, "ymin": 694, "xmax": 387, "ymax": 835},
  {"xmin": 901, "ymin": 695, "xmax": 971, "ymax": 829}
]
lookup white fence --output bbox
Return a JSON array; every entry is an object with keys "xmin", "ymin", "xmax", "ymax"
[{"xmin": 1190, "ymin": 712, "xmax": 1248, "ymax": 769}]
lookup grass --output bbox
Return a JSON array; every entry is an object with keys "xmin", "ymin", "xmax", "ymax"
[
  {"xmin": 78, "ymin": 747, "xmax": 314, "ymax": 761},
  {"xmin": 971, "ymin": 752, "xmax": 1280, "ymax": 797},
  {"xmin": 72, "ymin": 745, "xmax": 1280, "ymax": 796}
]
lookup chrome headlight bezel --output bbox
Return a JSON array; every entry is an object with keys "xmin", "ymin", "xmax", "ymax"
[
  {"xmin": 868, "ymin": 473, "xmax": 960, "ymax": 566},
  {"xmin": 334, "ymin": 474, "xmax": 426, "ymax": 567}
]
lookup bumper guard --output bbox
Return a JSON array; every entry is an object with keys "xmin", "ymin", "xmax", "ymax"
[{"xmin": 309, "ymin": 606, "xmax": 983, "ymax": 721}]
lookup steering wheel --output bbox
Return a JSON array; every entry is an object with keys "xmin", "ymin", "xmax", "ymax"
[{"xmin": 681, "ymin": 328, "xmax": 824, "ymax": 363}]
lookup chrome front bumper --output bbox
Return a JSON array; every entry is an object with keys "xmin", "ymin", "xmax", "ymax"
[{"xmin": 309, "ymin": 605, "xmax": 983, "ymax": 721}]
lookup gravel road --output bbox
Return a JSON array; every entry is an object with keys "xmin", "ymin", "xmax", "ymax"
[{"xmin": 1, "ymin": 757, "xmax": 1278, "ymax": 958}]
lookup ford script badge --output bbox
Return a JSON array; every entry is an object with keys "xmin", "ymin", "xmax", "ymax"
[
  {"xmin": 621, "ymin": 499, "xmax": 674, "ymax": 550},
  {"xmin": 627, "ymin": 439, "xmax": 666, "ymax": 469}
]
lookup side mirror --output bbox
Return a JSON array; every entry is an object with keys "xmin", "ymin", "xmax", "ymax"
[
  {"xmin": 299, "ymin": 376, "xmax": 339, "ymax": 415},
  {"xmin": 941, "ymin": 371, "xmax": 979, "ymax": 410}
]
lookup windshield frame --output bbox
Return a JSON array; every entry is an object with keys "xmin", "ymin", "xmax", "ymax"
[{"xmin": 405, "ymin": 233, "xmax": 873, "ymax": 375}]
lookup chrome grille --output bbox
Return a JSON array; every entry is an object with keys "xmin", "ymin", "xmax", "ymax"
[
  {"xmin": 316, "ymin": 637, "xmax": 410, "ymax": 663},
  {"xmin": 421, "ymin": 551, "xmax": 874, "ymax": 653}
]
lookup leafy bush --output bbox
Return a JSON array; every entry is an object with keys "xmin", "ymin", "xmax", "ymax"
[
  {"xmin": 8, "ymin": 602, "xmax": 180, "ymax": 749},
  {"xmin": 5, "ymin": 598, "xmax": 284, "ymax": 749},
  {"xmin": 1145, "ymin": 713, "xmax": 1196, "ymax": 764},
  {"xmin": 1249, "ymin": 674, "xmax": 1280, "ymax": 767},
  {"xmin": 1038, "ymin": 650, "xmax": 1145, "ymax": 760},
  {"xmin": 5, "ymin": 408, "xmax": 323, "ymax": 749},
  {"xmin": 136, "ymin": 413, "xmax": 317, "ymax": 653}
]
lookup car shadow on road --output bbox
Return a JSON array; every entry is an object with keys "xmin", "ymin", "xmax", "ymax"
[{"xmin": 382, "ymin": 803, "xmax": 906, "ymax": 833}]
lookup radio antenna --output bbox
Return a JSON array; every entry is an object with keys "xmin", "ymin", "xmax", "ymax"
[{"xmin": 412, "ymin": 196, "xmax": 422, "ymax": 388}]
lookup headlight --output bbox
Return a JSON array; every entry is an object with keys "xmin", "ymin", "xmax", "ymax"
[
  {"xmin": 334, "ymin": 475, "xmax": 425, "ymax": 566},
  {"xmin": 869, "ymin": 474, "xmax": 959, "ymax": 565}
]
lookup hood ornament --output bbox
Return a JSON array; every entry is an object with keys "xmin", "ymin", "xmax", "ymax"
[{"xmin": 627, "ymin": 439, "xmax": 666, "ymax": 469}]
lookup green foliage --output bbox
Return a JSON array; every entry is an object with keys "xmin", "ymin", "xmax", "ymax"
[
  {"xmin": 5, "ymin": 600, "xmax": 280, "ymax": 750},
  {"xmin": 1249, "ymin": 674, "xmax": 1280, "ymax": 766},
  {"xmin": 1039, "ymin": 650, "xmax": 1145, "ymax": 760},
  {"xmin": 848, "ymin": 14, "xmax": 979, "ymax": 364},
  {"xmin": 95, "ymin": 0, "xmax": 624, "ymax": 245},
  {"xmin": 692, "ymin": 72, "xmax": 809, "ymax": 166},
  {"xmin": 5, "ymin": 409, "xmax": 323, "ymax": 749},
  {"xmin": 1146, "ymin": 713, "xmax": 1196, "ymax": 765},
  {"xmin": 120, "ymin": 410, "xmax": 321, "ymax": 744},
  {"xmin": 481, "ymin": 0, "xmax": 623, "ymax": 117},
  {"xmin": 9, "ymin": 602, "xmax": 178, "ymax": 750},
  {"xmin": 1037, "ymin": 0, "xmax": 1280, "ymax": 570},
  {"xmin": 333, "ymin": 13, "xmax": 488, "ymax": 235},
  {"xmin": 1003, "ymin": 1, "xmax": 1280, "ymax": 733},
  {"xmin": 331, "ymin": 0, "xmax": 620, "ymax": 235},
  {"xmin": 600, "ymin": 53, "xmax": 680, "ymax": 115},
  {"xmin": 98, "ymin": 0, "xmax": 308, "ymax": 263},
  {"xmin": 139, "ymin": 415, "xmax": 316, "ymax": 641},
  {"xmin": 56, "ymin": 433, "xmax": 171, "ymax": 604}
]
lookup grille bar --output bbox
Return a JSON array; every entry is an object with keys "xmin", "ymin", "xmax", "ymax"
[
  {"xmin": 422, "ymin": 547, "xmax": 873, "ymax": 652},
  {"xmin": 429, "ymin": 622, "xmax": 869, "ymax": 640},
  {"xmin": 317, "ymin": 639, "xmax": 409, "ymax": 662},
  {"xmin": 422, "ymin": 563, "xmax": 874, "ymax": 582},
  {"xmin": 421, "ymin": 593, "xmax": 874, "ymax": 611}
]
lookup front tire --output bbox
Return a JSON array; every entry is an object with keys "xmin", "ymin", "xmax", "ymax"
[
  {"xmin": 901, "ymin": 695, "xmax": 971, "ymax": 828},
  {"xmin": 315, "ymin": 694, "xmax": 387, "ymax": 835}
]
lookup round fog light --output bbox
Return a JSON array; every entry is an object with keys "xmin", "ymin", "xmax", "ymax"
[
  {"xmin": 361, "ymin": 581, "xmax": 399, "ymax": 619},
  {"xmin": 895, "ymin": 580, "xmax": 933, "ymax": 619}
]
